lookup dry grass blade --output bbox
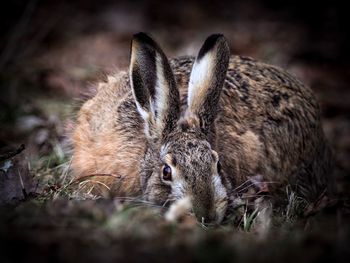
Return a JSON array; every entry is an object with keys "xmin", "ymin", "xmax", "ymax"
[
  {"xmin": 65, "ymin": 173, "xmax": 123, "ymax": 188},
  {"xmin": 48, "ymin": 173, "xmax": 123, "ymax": 199}
]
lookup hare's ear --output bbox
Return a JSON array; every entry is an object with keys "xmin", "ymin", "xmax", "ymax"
[
  {"xmin": 129, "ymin": 33, "xmax": 180, "ymax": 141},
  {"xmin": 185, "ymin": 34, "xmax": 230, "ymax": 135}
]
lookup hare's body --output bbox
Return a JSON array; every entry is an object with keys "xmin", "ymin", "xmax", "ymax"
[{"xmin": 72, "ymin": 34, "xmax": 333, "ymax": 223}]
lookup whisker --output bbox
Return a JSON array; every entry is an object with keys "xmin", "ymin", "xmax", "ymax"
[
  {"xmin": 238, "ymin": 194, "xmax": 273, "ymax": 199},
  {"xmin": 229, "ymin": 181, "xmax": 280, "ymax": 195},
  {"xmin": 232, "ymin": 182, "xmax": 256, "ymax": 194},
  {"xmin": 229, "ymin": 179, "xmax": 252, "ymax": 193}
]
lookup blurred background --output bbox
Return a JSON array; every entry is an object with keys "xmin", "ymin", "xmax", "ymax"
[
  {"xmin": 0, "ymin": 1, "xmax": 349, "ymax": 261},
  {"xmin": 1, "ymin": 0, "xmax": 349, "ymax": 199}
]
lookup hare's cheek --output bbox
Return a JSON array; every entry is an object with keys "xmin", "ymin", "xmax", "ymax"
[
  {"xmin": 170, "ymin": 180, "xmax": 186, "ymax": 200},
  {"xmin": 212, "ymin": 175, "xmax": 228, "ymax": 223},
  {"xmin": 215, "ymin": 198, "xmax": 228, "ymax": 223},
  {"xmin": 144, "ymin": 174, "xmax": 171, "ymax": 205}
]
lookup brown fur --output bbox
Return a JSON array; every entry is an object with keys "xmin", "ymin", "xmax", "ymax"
[
  {"xmin": 72, "ymin": 73, "xmax": 144, "ymax": 196},
  {"xmin": 71, "ymin": 34, "xmax": 333, "ymax": 222}
]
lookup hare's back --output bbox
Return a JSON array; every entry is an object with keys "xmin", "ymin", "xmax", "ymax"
[
  {"xmin": 171, "ymin": 56, "xmax": 330, "ymax": 200},
  {"xmin": 171, "ymin": 55, "xmax": 319, "ymax": 132},
  {"xmin": 72, "ymin": 73, "xmax": 145, "ymax": 196}
]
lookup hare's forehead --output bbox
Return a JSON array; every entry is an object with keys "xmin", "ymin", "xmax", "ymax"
[{"xmin": 160, "ymin": 139, "xmax": 213, "ymax": 165}]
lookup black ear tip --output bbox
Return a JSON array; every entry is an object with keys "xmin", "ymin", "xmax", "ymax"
[
  {"xmin": 207, "ymin": 33, "xmax": 225, "ymax": 40},
  {"xmin": 132, "ymin": 32, "xmax": 157, "ymax": 47},
  {"xmin": 133, "ymin": 32, "xmax": 150, "ymax": 40},
  {"xmin": 197, "ymin": 33, "xmax": 229, "ymax": 60}
]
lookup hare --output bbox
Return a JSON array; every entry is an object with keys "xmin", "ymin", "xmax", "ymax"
[{"xmin": 72, "ymin": 33, "xmax": 333, "ymax": 224}]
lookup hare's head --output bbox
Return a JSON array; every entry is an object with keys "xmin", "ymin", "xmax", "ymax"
[{"xmin": 129, "ymin": 33, "xmax": 230, "ymax": 223}]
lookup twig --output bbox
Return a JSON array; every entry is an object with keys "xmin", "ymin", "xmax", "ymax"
[{"xmin": 0, "ymin": 144, "xmax": 25, "ymax": 162}]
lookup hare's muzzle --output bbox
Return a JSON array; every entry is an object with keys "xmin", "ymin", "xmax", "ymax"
[
  {"xmin": 191, "ymin": 191, "xmax": 216, "ymax": 224},
  {"xmin": 165, "ymin": 195, "xmax": 218, "ymax": 224},
  {"xmin": 192, "ymin": 205, "xmax": 216, "ymax": 224}
]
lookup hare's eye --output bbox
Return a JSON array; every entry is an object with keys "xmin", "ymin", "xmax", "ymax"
[
  {"xmin": 217, "ymin": 161, "xmax": 222, "ymax": 174},
  {"xmin": 162, "ymin": 165, "xmax": 172, "ymax": 181}
]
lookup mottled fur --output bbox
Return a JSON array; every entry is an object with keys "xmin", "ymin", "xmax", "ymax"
[{"xmin": 72, "ymin": 33, "xmax": 333, "ymax": 223}]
